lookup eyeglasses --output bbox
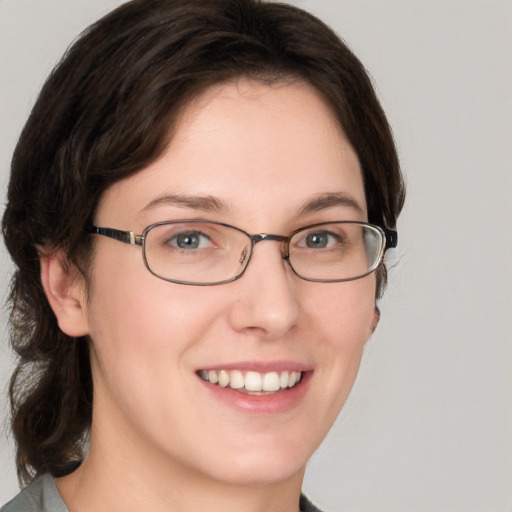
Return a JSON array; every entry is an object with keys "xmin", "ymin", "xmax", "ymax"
[{"xmin": 89, "ymin": 220, "xmax": 397, "ymax": 286}]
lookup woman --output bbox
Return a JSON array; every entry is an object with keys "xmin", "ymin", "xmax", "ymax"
[{"xmin": 1, "ymin": 1, "xmax": 404, "ymax": 511}]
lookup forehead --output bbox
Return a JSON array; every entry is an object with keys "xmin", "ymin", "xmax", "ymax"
[
  {"xmin": 175, "ymin": 78, "xmax": 349, "ymax": 163},
  {"xmin": 95, "ymin": 78, "xmax": 365, "ymax": 227}
]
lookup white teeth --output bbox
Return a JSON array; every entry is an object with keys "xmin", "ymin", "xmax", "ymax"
[
  {"xmin": 245, "ymin": 371, "xmax": 262, "ymax": 391},
  {"xmin": 263, "ymin": 372, "xmax": 280, "ymax": 392},
  {"xmin": 230, "ymin": 370, "xmax": 244, "ymax": 389},
  {"xmin": 200, "ymin": 369, "xmax": 303, "ymax": 393},
  {"xmin": 218, "ymin": 370, "xmax": 229, "ymax": 387}
]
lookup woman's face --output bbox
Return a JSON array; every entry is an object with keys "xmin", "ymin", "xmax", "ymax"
[{"xmin": 77, "ymin": 79, "xmax": 378, "ymax": 486}]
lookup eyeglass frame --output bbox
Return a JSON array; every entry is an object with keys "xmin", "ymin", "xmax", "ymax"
[{"xmin": 88, "ymin": 219, "xmax": 398, "ymax": 286}]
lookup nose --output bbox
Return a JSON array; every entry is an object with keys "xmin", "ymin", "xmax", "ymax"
[{"xmin": 227, "ymin": 240, "xmax": 300, "ymax": 340}]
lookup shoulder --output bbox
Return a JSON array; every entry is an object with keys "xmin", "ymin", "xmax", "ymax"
[
  {"xmin": 2, "ymin": 475, "xmax": 68, "ymax": 512},
  {"xmin": 300, "ymin": 494, "xmax": 325, "ymax": 512}
]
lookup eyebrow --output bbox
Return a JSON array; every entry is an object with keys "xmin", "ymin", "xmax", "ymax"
[
  {"xmin": 298, "ymin": 192, "xmax": 365, "ymax": 217},
  {"xmin": 140, "ymin": 191, "xmax": 365, "ymax": 218},
  {"xmin": 141, "ymin": 193, "xmax": 229, "ymax": 213}
]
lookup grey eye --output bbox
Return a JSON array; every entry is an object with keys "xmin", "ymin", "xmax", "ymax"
[
  {"xmin": 304, "ymin": 231, "xmax": 334, "ymax": 248},
  {"xmin": 170, "ymin": 231, "xmax": 210, "ymax": 249}
]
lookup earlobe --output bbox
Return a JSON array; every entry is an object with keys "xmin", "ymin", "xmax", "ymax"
[{"xmin": 39, "ymin": 249, "xmax": 90, "ymax": 337}]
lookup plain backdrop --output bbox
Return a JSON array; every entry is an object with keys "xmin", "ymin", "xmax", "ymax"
[{"xmin": 1, "ymin": 1, "xmax": 511, "ymax": 510}]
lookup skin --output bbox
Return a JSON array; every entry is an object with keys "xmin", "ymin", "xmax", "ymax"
[{"xmin": 41, "ymin": 79, "xmax": 379, "ymax": 512}]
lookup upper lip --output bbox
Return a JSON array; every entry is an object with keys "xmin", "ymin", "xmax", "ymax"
[{"xmin": 197, "ymin": 360, "xmax": 313, "ymax": 373}]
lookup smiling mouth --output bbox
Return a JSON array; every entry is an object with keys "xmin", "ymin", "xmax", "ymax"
[{"xmin": 198, "ymin": 369, "xmax": 303, "ymax": 395}]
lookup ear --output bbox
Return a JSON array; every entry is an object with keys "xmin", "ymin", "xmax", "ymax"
[
  {"xmin": 370, "ymin": 305, "xmax": 380, "ymax": 334},
  {"xmin": 39, "ymin": 249, "xmax": 90, "ymax": 337}
]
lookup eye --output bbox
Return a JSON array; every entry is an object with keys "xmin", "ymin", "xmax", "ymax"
[
  {"xmin": 168, "ymin": 230, "xmax": 212, "ymax": 250},
  {"xmin": 300, "ymin": 230, "xmax": 341, "ymax": 249}
]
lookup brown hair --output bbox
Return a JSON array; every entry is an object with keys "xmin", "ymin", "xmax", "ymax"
[{"xmin": 2, "ymin": 0, "xmax": 405, "ymax": 485}]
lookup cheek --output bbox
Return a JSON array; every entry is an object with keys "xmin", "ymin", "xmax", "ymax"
[
  {"xmin": 86, "ymin": 278, "xmax": 223, "ymax": 368},
  {"xmin": 311, "ymin": 275, "xmax": 377, "ymax": 345},
  {"xmin": 83, "ymin": 249, "xmax": 223, "ymax": 400},
  {"xmin": 84, "ymin": 272, "xmax": 230, "ymax": 445},
  {"xmin": 307, "ymin": 277, "xmax": 377, "ymax": 397}
]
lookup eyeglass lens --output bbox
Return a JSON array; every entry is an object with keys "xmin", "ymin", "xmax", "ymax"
[{"xmin": 142, "ymin": 221, "xmax": 385, "ymax": 284}]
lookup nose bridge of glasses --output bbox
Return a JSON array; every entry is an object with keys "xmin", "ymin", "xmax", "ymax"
[
  {"xmin": 251, "ymin": 233, "xmax": 288, "ymax": 244},
  {"xmin": 250, "ymin": 233, "xmax": 289, "ymax": 256}
]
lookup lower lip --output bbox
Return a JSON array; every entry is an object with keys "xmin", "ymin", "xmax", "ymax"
[{"xmin": 199, "ymin": 372, "xmax": 312, "ymax": 415}]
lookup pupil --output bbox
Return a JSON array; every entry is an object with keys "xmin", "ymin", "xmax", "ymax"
[
  {"xmin": 306, "ymin": 232, "xmax": 327, "ymax": 248},
  {"xmin": 177, "ymin": 233, "xmax": 199, "ymax": 249}
]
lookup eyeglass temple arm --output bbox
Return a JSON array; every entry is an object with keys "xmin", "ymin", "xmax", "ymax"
[
  {"xmin": 89, "ymin": 226, "xmax": 143, "ymax": 246},
  {"xmin": 383, "ymin": 228, "xmax": 398, "ymax": 250}
]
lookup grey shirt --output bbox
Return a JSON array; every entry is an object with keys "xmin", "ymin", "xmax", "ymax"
[
  {"xmin": 2, "ymin": 475, "xmax": 323, "ymax": 512},
  {"xmin": 2, "ymin": 476, "xmax": 67, "ymax": 512}
]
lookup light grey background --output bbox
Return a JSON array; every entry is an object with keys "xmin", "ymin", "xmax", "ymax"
[{"xmin": 1, "ymin": 1, "xmax": 511, "ymax": 510}]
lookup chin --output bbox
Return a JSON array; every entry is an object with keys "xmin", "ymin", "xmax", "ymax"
[
  {"xmin": 207, "ymin": 457, "xmax": 306, "ymax": 487},
  {"xmin": 191, "ymin": 435, "xmax": 314, "ymax": 487}
]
